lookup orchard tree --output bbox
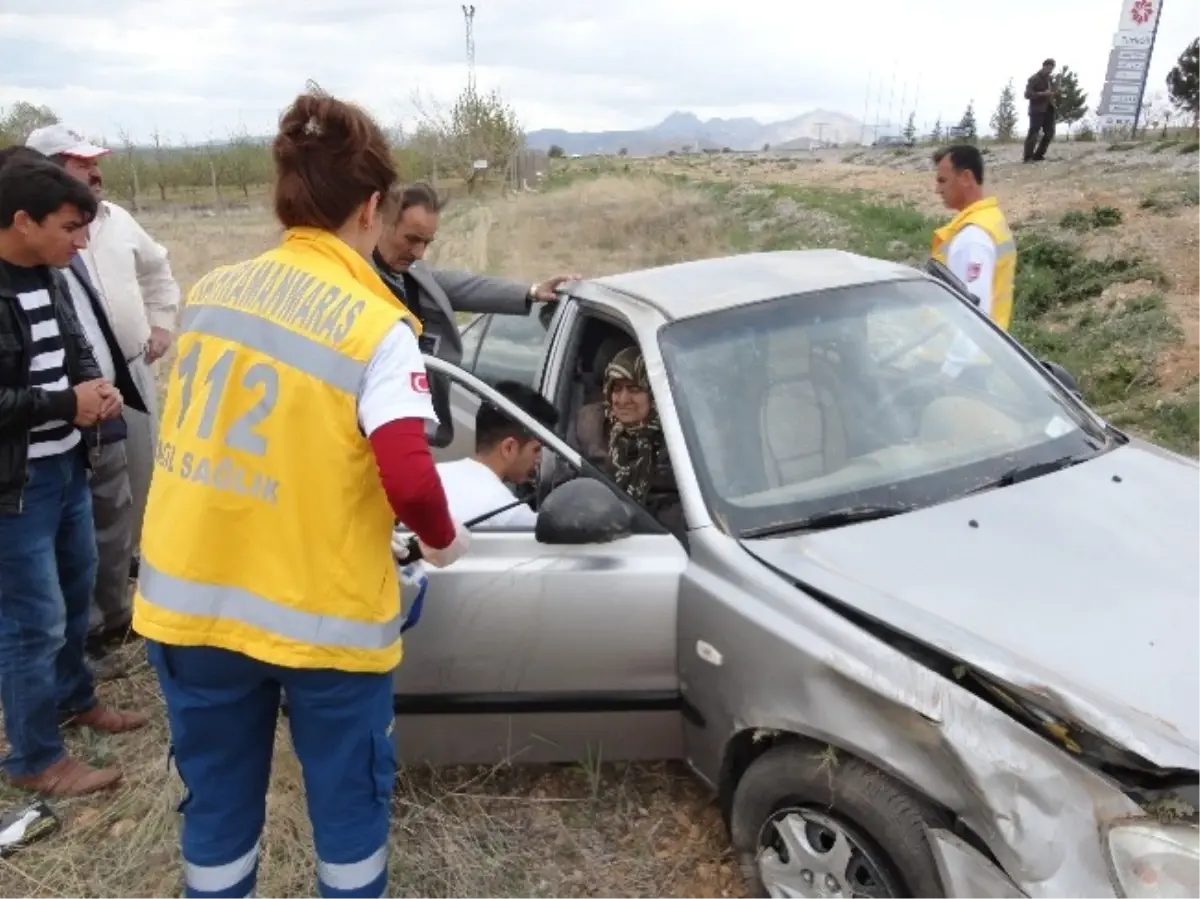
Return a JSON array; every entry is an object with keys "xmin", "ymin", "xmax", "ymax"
[
  {"xmin": 1166, "ymin": 37, "xmax": 1199, "ymax": 125},
  {"xmin": 1051, "ymin": 66, "xmax": 1089, "ymax": 134},
  {"xmin": 547, "ymin": 144, "xmax": 565, "ymax": 158},
  {"xmin": 958, "ymin": 101, "xmax": 978, "ymax": 142},
  {"xmin": 413, "ymin": 84, "xmax": 523, "ymax": 192},
  {"xmin": 223, "ymin": 126, "xmax": 269, "ymax": 198},
  {"xmin": 0, "ymin": 101, "xmax": 58, "ymax": 145},
  {"xmin": 902, "ymin": 112, "xmax": 917, "ymax": 143},
  {"xmin": 991, "ymin": 80, "xmax": 1018, "ymax": 141}
]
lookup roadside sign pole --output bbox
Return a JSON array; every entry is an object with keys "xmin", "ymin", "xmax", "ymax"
[{"xmin": 1131, "ymin": 0, "xmax": 1164, "ymax": 138}]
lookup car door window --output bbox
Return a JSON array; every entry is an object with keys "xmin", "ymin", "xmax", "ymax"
[
  {"xmin": 458, "ymin": 313, "xmax": 488, "ymax": 372},
  {"xmin": 472, "ymin": 305, "xmax": 552, "ymax": 388}
]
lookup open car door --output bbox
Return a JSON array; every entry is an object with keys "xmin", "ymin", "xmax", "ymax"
[{"xmin": 392, "ymin": 357, "xmax": 689, "ymax": 767}]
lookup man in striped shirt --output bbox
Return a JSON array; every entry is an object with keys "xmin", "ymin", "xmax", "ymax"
[{"xmin": 0, "ymin": 153, "xmax": 148, "ymax": 797}]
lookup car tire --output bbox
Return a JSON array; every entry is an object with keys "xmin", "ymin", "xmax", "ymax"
[{"xmin": 730, "ymin": 743, "xmax": 948, "ymax": 898}]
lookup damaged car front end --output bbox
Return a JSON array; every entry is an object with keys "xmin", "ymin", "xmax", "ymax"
[{"xmin": 655, "ymin": 270, "xmax": 1199, "ymax": 897}]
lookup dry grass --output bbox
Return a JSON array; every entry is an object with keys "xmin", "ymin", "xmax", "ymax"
[
  {"xmin": 0, "ymin": 177, "xmax": 745, "ymax": 898},
  {"xmin": 479, "ymin": 176, "xmax": 730, "ymax": 279}
]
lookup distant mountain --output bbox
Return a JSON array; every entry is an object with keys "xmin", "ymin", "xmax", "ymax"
[{"xmin": 526, "ymin": 109, "xmax": 867, "ymax": 155}]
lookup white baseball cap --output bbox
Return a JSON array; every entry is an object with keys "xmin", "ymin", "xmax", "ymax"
[{"xmin": 25, "ymin": 124, "xmax": 110, "ymax": 159}]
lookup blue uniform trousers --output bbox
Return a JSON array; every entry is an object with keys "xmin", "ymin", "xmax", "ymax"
[{"xmin": 147, "ymin": 641, "xmax": 395, "ymax": 898}]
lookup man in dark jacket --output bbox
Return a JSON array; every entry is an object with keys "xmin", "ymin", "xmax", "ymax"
[
  {"xmin": 373, "ymin": 183, "xmax": 577, "ymax": 446},
  {"xmin": 0, "ymin": 154, "xmax": 148, "ymax": 797},
  {"xmin": 1024, "ymin": 58, "xmax": 1058, "ymax": 162},
  {"xmin": 19, "ymin": 144, "xmax": 152, "ymax": 668}
]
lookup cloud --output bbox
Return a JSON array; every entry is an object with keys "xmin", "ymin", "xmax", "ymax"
[{"xmin": 2, "ymin": 0, "xmax": 1196, "ymax": 143}]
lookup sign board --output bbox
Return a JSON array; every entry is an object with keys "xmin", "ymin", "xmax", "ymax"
[
  {"xmin": 1116, "ymin": 0, "xmax": 1161, "ymax": 34},
  {"xmin": 1096, "ymin": 0, "xmax": 1164, "ymax": 124},
  {"xmin": 472, "ymin": 159, "xmax": 488, "ymax": 170}
]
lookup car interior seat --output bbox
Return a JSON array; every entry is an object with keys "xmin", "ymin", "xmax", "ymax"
[{"xmin": 759, "ymin": 327, "xmax": 851, "ymax": 488}]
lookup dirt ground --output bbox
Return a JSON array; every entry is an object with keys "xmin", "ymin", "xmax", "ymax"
[{"xmin": 1, "ymin": 146, "xmax": 1195, "ymax": 896}]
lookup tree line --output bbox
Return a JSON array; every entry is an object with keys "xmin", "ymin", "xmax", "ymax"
[{"xmin": 0, "ymin": 82, "xmax": 532, "ymax": 210}]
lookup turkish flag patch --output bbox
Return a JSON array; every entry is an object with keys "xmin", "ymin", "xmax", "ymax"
[
  {"xmin": 410, "ymin": 372, "xmax": 430, "ymax": 393},
  {"xmin": 966, "ymin": 262, "xmax": 982, "ymax": 282}
]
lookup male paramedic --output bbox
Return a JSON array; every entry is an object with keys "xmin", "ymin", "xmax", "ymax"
[
  {"xmin": 931, "ymin": 144, "xmax": 1017, "ymax": 380},
  {"xmin": 131, "ymin": 89, "xmax": 469, "ymax": 899}
]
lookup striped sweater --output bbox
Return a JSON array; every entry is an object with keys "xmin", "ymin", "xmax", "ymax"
[{"xmin": 16, "ymin": 283, "xmax": 81, "ymax": 458}]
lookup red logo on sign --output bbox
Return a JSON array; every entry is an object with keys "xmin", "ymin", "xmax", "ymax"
[
  {"xmin": 410, "ymin": 372, "xmax": 430, "ymax": 393},
  {"xmin": 1130, "ymin": 0, "xmax": 1154, "ymax": 25},
  {"xmin": 966, "ymin": 262, "xmax": 982, "ymax": 282}
]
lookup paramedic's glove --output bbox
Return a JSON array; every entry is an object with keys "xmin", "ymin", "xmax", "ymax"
[
  {"xmin": 391, "ymin": 528, "xmax": 416, "ymax": 563},
  {"xmin": 417, "ymin": 521, "xmax": 471, "ymax": 569}
]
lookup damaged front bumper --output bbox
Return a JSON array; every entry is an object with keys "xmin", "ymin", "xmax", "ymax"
[
  {"xmin": 926, "ymin": 828, "xmax": 1027, "ymax": 898},
  {"xmin": 925, "ymin": 816, "xmax": 1200, "ymax": 898}
]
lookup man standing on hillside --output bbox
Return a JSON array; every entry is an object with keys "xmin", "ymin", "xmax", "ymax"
[
  {"xmin": 1023, "ymin": 58, "xmax": 1057, "ymax": 163},
  {"xmin": 25, "ymin": 125, "xmax": 181, "ymax": 656},
  {"xmin": 373, "ymin": 182, "xmax": 577, "ymax": 446}
]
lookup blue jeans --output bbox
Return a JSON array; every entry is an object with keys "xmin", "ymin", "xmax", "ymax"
[
  {"xmin": 148, "ymin": 642, "xmax": 395, "ymax": 898},
  {"xmin": 0, "ymin": 451, "xmax": 99, "ymax": 778}
]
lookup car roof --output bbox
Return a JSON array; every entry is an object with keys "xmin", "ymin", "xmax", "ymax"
[{"xmin": 587, "ymin": 249, "xmax": 922, "ymax": 320}]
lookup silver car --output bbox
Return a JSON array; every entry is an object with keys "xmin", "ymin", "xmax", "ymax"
[{"xmin": 394, "ymin": 249, "xmax": 1199, "ymax": 899}]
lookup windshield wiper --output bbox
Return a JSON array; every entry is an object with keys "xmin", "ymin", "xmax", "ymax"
[
  {"xmin": 965, "ymin": 451, "xmax": 1097, "ymax": 496},
  {"xmin": 742, "ymin": 504, "xmax": 912, "ymax": 539}
]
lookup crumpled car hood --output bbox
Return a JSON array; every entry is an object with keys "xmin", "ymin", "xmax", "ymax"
[{"xmin": 741, "ymin": 440, "xmax": 1200, "ymax": 771}]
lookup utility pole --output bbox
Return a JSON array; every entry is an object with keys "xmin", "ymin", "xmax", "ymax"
[
  {"xmin": 860, "ymin": 70, "xmax": 873, "ymax": 144},
  {"xmin": 885, "ymin": 62, "xmax": 897, "ymax": 136},
  {"xmin": 814, "ymin": 122, "xmax": 829, "ymax": 147},
  {"xmin": 872, "ymin": 73, "xmax": 884, "ymax": 142},
  {"xmin": 462, "ymin": 4, "xmax": 476, "ymax": 93}
]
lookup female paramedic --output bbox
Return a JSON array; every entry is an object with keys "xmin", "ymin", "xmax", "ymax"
[{"xmin": 131, "ymin": 89, "xmax": 470, "ymax": 899}]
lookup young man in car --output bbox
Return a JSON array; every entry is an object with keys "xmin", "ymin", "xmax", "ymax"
[
  {"xmin": 0, "ymin": 153, "xmax": 148, "ymax": 797},
  {"xmin": 436, "ymin": 381, "xmax": 560, "ymax": 528}
]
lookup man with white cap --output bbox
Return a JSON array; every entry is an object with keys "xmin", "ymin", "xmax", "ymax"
[{"xmin": 25, "ymin": 124, "xmax": 181, "ymax": 658}]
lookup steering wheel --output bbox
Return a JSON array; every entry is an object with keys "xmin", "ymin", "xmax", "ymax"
[
  {"xmin": 865, "ymin": 368, "xmax": 950, "ymax": 435},
  {"xmin": 874, "ymin": 321, "xmax": 951, "ymax": 369}
]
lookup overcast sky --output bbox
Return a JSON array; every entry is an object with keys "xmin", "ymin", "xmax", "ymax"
[{"xmin": 1, "ymin": 0, "xmax": 1197, "ymax": 144}]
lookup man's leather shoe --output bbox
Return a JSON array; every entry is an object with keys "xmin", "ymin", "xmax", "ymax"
[
  {"xmin": 61, "ymin": 705, "xmax": 149, "ymax": 734},
  {"xmin": 9, "ymin": 757, "xmax": 122, "ymax": 797}
]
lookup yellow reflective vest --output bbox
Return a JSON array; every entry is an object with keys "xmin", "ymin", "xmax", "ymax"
[
  {"xmin": 930, "ymin": 196, "xmax": 1017, "ymax": 331},
  {"xmin": 132, "ymin": 228, "xmax": 422, "ymax": 673}
]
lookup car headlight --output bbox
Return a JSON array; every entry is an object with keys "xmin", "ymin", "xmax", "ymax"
[{"xmin": 1106, "ymin": 820, "xmax": 1200, "ymax": 898}]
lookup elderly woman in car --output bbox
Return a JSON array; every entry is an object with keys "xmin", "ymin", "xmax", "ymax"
[{"xmin": 603, "ymin": 347, "xmax": 684, "ymax": 535}]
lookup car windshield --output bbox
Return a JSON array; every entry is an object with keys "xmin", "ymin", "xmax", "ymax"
[{"xmin": 658, "ymin": 276, "xmax": 1111, "ymax": 537}]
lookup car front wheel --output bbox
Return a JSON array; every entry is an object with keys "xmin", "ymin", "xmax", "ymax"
[{"xmin": 730, "ymin": 743, "xmax": 948, "ymax": 898}]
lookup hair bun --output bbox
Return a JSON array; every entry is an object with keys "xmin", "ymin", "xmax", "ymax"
[{"xmin": 270, "ymin": 86, "xmax": 397, "ymax": 233}]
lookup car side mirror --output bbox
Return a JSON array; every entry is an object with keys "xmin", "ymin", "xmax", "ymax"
[
  {"xmin": 535, "ymin": 477, "xmax": 633, "ymax": 545},
  {"xmin": 1042, "ymin": 360, "xmax": 1082, "ymax": 396}
]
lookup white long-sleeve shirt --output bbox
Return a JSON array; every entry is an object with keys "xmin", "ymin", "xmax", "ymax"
[
  {"xmin": 78, "ymin": 200, "xmax": 181, "ymax": 361},
  {"xmin": 942, "ymin": 224, "xmax": 998, "ymax": 376}
]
